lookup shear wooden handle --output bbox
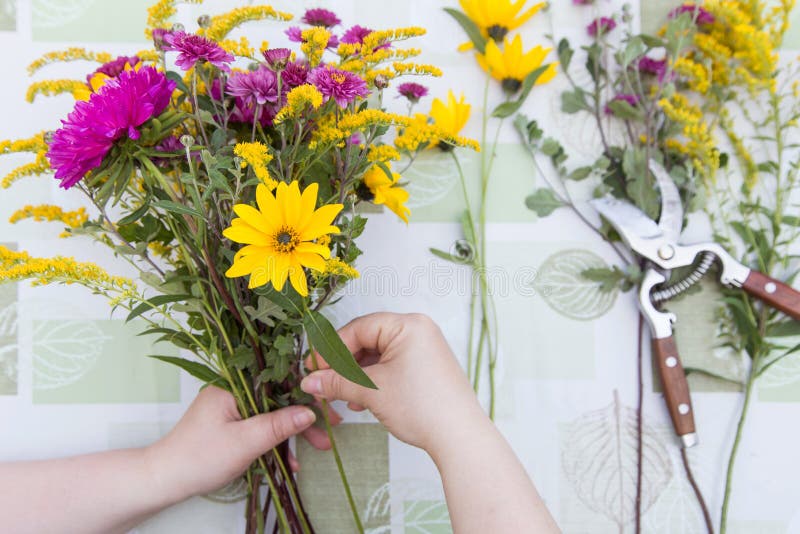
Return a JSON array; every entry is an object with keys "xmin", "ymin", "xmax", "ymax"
[
  {"xmin": 742, "ymin": 270, "xmax": 800, "ymax": 321},
  {"xmin": 652, "ymin": 335, "xmax": 697, "ymax": 447}
]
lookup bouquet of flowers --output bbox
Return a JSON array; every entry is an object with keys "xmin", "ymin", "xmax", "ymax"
[{"xmin": 0, "ymin": 1, "xmax": 477, "ymax": 532}]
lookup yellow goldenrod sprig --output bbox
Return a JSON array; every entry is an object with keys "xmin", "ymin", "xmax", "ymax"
[
  {"xmin": 145, "ymin": 0, "xmax": 203, "ymax": 38},
  {"xmin": 9, "ymin": 205, "xmax": 88, "ymax": 238},
  {"xmin": 0, "ymin": 132, "xmax": 47, "ymax": 155},
  {"xmin": 233, "ymin": 142, "xmax": 277, "ymax": 189},
  {"xmin": 2, "ymin": 151, "xmax": 51, "ymax": 189},
  {"xmin": 301, "ymin": 27, "xmax": 331, "ymax": 67},
  {"xmin": 201, "ymin": 6, "xmax": 293, "ymax": 42},
  {"xmin": 274, "ymin": 84, "xmax": 324, "ymax": 124},
  {"xmin": 26, "ymin": 79, "xmax": 90, "ymax": 103},
  {"xmin": 28, "ymin": 48, "xmax": 113, "ymax": 76}
]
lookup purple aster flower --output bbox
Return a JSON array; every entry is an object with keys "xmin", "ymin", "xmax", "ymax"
[
  {"xmin": 669, "ymin": 4, "xmax": 715, "ymax": 25},
  {"xmin": 638, "ymin": 56, "xmax": 669, "ymax": 82},
  {"xmin": 302, "ymin": 8, "xmax": 341, "ymax": 28},
  {"xmin": 227, "ymin": 66, "xmax": 281, "ymax": 107},
  {"xmin": 152, "ymin": 28, "xmax": 170, "ymax": 50},
  {"xmin": 153, "ymin": 135, "xmax": 183, "ymax": 167},
  {"xmin": 587, "ymin": 16, "xmax": 617, "ymax": 37},
  {"xmin": 162, "ymin": 31, "xmax": 234, "ymax": 72},
  {"xmin": 397, "ymin": 82, "xmax": 428, "ymax": 103},
  {"xmin": 88, "ymin": 55, "xmax": 140, "ymax": 84},
  {"xmin": 263, "ymin": 48, "xmax": 291, "ymax": 70},
  {"xmin": 604, "ymin": 93, "xmax": 640, "ymax": 115},
  {"xmin": 281, "ymin": 60, "xmax": 309, "ymax": 88},
  {"xmin": 47, "ymin": 66, "xmax": 176, "ymax": 188},
  {"xmin": 308, "ymin": 65, "xmax": 370, "ymax": 108},
  {"xmin": 341, "ymin": 25, "xmax": 372, "ymax": 44},
  {"xmin": 286, "ymin": 26, "xmax": 303, "ymax": 42},
  {"xmin": 327, "ymin": 34, "xmax": 340, "ymax": 49}
]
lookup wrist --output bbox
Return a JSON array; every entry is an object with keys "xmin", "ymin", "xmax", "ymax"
[
  {"xmin": 424, "ymin": 400, "xmax": 493, "ymax": 464},
  {"xmin": 142, "ymin": 442, "xmax": 190, "ymax": 507}
]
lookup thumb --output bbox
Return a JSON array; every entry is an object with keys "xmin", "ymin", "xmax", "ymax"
[
  {"xmin": 237, "ymin": 406, "xmax": 316, "ymax": 458},
  {"xmin": 301, "ymin": 369, "xmax": 372, "ymax": 406}
]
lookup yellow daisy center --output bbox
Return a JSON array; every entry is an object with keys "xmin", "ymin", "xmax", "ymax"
[
  {"xmin": 486, "ymin": 24, "xmax": 509, "ymax": 42},
  {"xmin": 273, "ymin": 226, "xmax": 300, "ymax": 253}
]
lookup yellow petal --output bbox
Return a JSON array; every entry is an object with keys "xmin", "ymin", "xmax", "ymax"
[
  {"xmin": 294, "ymin": 251, "xmax": 327, "ymax": 272},
  {"xmin": 222, "ymin": 222, "xmax": 271, "ymax": 246},
  {"xmin": 256, "ymin": 183, "xmax": 279, "ymax": 220},
  {"xmin": 281, "ymin": 181, "xmax": 302, "ymax": 228},
  {"xmin": 270, "ymin": 253, "xmax": 291, "ymax": 291},
  {"xmin": 233, "ymin": 204, "xmax": 276, "ymax": 235},
  {"xmin": 225, "ymin": 249, "xmax": 264, "ymax": 277},
  {"xmin": 288, "ymin": 265, "xmax": 308, "ymax": 296},
  {"xmin": 296, "ymin": 241, "xmax": 332, "ymax": 258},
  {"xmin": 299, "ymin": 204, "xmax": 343, "ymax": 240},
  {"xmin": 297, "ymin": 181, "xmax": 319, "ymax": 229}
]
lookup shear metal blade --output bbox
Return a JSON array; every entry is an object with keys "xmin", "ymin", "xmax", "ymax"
[
  {"xmin": 649, "ymin": 160, "xmax": 683, "ymax": 245},
  {"xmin": 590, "ymin": 196, "xmax": 663, "ymax": 247}
]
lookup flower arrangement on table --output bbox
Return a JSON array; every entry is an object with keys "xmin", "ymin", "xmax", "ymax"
[
  {"xmin": 510, "ymin": 1, "xmax": 797, "ymax": 532},
  {"xmin": 0, "ymin": 1, "xmax": 477, "ymax": 533}
]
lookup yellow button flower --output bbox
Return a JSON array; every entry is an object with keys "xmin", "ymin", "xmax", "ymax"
[
  {"xmin": 223, "ymin": 181, "xmax": 343, "ymax": 296},
  {"xmin": 362, "ymin": 164, "xmax": 410, "ymax": 223},
  {"xmin": 477, "ymin": 34, "xmax": 558, "ymax": 94}
]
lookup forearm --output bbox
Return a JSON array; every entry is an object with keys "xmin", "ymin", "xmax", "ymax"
[
  {"xmin": 429, "ymin": 408, "xmax": 560, "ymax": 534},
  {"xmin": 0, "ymin": 447, "xmax": 180, "ymax": 534}
]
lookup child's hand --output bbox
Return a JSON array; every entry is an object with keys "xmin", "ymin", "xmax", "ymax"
[
  {"xmin": 300, "ymin": 313, "xmax": 485, "ymax": 454},
  {"xmin": 146, "ymin": 385, "xmax": 317, "ymax": 501}
]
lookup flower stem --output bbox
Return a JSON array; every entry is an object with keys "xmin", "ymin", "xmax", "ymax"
[{"xmin": 720, "ymin": 354, "xmax": 759, "ymax": 533}]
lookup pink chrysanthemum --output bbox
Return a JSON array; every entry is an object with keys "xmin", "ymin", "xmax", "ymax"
[
  {"xmin": 162, "ymin": 31, "xmax": 234, "ymax": 72},
  {"xmin": 47, "ymin": 66, "xmax": 175, "ymax": 188},
  {"xmin": 397, "ymin": 82, "xmax": 428, "ymax": 103},
  {"xmin": 302, "ymin": 8, "xmax": 341, "ymax": 28},
  {"xmin": 263, "ymin": 48, "xmax": 291, "ymax": 70},
  {"xmin": 638, "ymin": 56, "xmax": 669, "ymax": 81},
  {"xmin": 587, "ymin": 16, "xmax": 617, "ymax": 37},
  {"xmin": 227, "ymin": 67, "xmax": 281, "ymax": 107},
  {"xmin": 285, "ymin": 26, "xmax": 303, "ymax": 42},
  {"xmin": 281, "ymin": 61, "xmax": 309, "ymax": 88},
  {"xmin": 308, "ymin": 65, "xmax": 370, "ymax": 108},
  {"xmin": 669, "ymin": 3, "xmax": 715, "ymax": 24},
  {"xmin": 341, "ymin": 25, "xmax": 371, "ymax": 44}
]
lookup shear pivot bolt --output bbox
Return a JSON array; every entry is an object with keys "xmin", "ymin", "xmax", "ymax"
[
  {"xmin": 678, "ymin": 403, "xmax": 690, "ymax": 415},
  {"xmin": 765, "ymin": 282, "xmax": 777, "ymax": 294},
  {"xmin": 665, "ymin": 356, "xmax": 678, "ymax": 368},
  {"xmin": 658, "ymin": 245, "xmax": 675, "ymax": 260}
]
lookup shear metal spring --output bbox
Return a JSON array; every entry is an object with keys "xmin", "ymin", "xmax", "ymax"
[{"xmin": 651, "ymin": 251, "xmax": 716, "ymax": 303}]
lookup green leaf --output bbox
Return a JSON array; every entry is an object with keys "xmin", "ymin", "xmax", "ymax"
[
  {"xmin": 606, "ymin": 99, "xmax": 644, "ymax": 121},
  {"xmin": 491, "ymin": 64, "xmax": 552, "ymax": 118},
  {"xmin": 561, "ymin": 88, "xmax": 590, "ymax": 114},
  {"xmin": 149, "ymin": 355, "xmax": 222, "ymax": 384},
  {"xmin": 525, "ymin": 188, "xmax": 563, "ymax": 217},
  {"xmin": 766, "ymin": 320, "xmax": 800, "ymax": 338},
  {"xmin": 460, "ymin": 209, "xmax": 477, "ymax": 245},
  {"xmin": 569, "ymin": 166, "xmax": 593, "ymax": 181},
  {"xmin": 540, "ymin": 137, "xmax": 562, "ymax": 157},
  {"xmin": 557, "ymin": 38, "xmax": 574, "ymax": 71},
  {"xmin": 126, "ymin": 294, "xmax": 194, "ymax": 322},
  {"xmin": 152, "ymin": 200, "xmax": 204, "ymax": 219},
  {"xmin": 304, "ymin": 310, "xmax": 377, "ymax": 389},
  {"xmin": 258, "ymin": 285, "xmax": 305, "ymax": 316},
  {"xmin": 118, "ymin": 196, "xmax": 152, "ymax": 226},
  {"xmin": 621, "ymin": 36, "xmax": 645, "ymax": 68},
  {"xmin": 443, "ymin": 7, "xmax": 486, "ymax": 54},
  {"xmin": 430, "ymin": 247, "xmax": 463, "ymax": 264}
]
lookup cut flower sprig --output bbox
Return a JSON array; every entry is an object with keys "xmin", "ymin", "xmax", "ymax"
[{"xmin": 0, "ymin": 2, "xmax": 478, "ymax": 533}]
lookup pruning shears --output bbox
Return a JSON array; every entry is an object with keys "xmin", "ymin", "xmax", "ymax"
[{"xmin": 591, "ymin": 161, "xmax": 800, "ymax": 448}]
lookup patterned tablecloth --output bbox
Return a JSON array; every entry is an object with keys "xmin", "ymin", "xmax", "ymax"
[{"xmin": 2, "ymin": 1, "xmax": 800, "ymax": 532}]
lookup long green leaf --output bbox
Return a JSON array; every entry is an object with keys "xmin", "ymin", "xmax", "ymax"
[
  {"xmin": 149, "ymin": 355, "xmax": 223, "ymax": 385},
  {"xmin": 152, "ymin": 200, "xmax": 204, "ymax": 218},
  {"xmin": 443, "ymin": 7, "xmax": 486, "ymax": 54},
  {"xmin": 492, "ymin": 64, "xmax": 551, "ymax": 118},
  {"xmin": 304, "ymin": 310, "xmax": 377, "ymax": 389},
  {"xmin": 127, "ymin": 294, "xmax": 194, "ymax": 322}
]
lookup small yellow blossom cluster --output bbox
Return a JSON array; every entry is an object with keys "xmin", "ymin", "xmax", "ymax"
[
  {"xmin": 218, "ymin": 36, "xmax": 255, "ymax": 58},
  {"xmin": 28, "ymin": 48, "xmax": 113, "ymax": 76},
  {"xmin": 672, "ymin": 57, "xmax": 710, "ymax": 94},
  {"xmin": 719, "ymin": 107, "xmax": 758, "ymax": 189},
  {"xmin": 145, "ymin": 0, "xmax": 203, "ymax": 38},
  {"xmin": 1, "ymin": 141, "xmax": 50, "ymax": 189},
  {"xmin": 9, "ymin": 205, "xmax": 88, "ymax": 237},
  {"xmin": 274, "ymin": 84, "xmax": 324, "ymax": 124},
  {"xmin": 234, "ymin": 142, "xmax": 277, "ymax": 189},
  {"xmin": 301, "ymin": 27, "xmax": 331, "ymax": 67},
  {"xmin": 26, "ymin": 79, "xmax": 90, "ymax": 102},
  {"xmin": 0, "ymin": 246, "xmax": 137, "ymax": 295},
  {"xmin": 367, "ymin": 144, "xmax": 401, "ymax": 163},
  {"xmin": 200, "ymin": 6, "xmax": 293, "ymax": 42},
  {"xmin": 361, "ymin": 27, "xmax": 426, "ymax": 52},
  {"xmin": 321, "ymin": 258, "xmax": 360, "ymax": 280},
  {"xmin": 658, "ymin": 94, "xmax": 719, "ymax": 180},
  {"xmin": 148, "ymin": 242, "xmax": 174, "ymax": 260}
]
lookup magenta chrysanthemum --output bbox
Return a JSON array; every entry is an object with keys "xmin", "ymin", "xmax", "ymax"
[
  {"xmin": 285, "ymin": 26, "xmax": 303, "ymax": 42},
  {"xmin": 669, "ymin": 3, "xmax": 715, "ymax": 25},
  {"xmin": 341, "ymin": 25, "xmax": 372, "ymax": 44},
  {"xmin": 47, "ymin": 66, "xmax": 175, "ymax": 189},
  {"xmin": 263, "ymin": 48, "xmax": 291, "ymax": 70},
  {"xmin": 587, "ymin": 16, "xmax": 617, "ymax": 37},
  {"xmin": 302, "ymin": 8, "xmax": 341, "ymax": 28},
  {"xmin": 227, "ymin": 67, "xmax": 281, "ymax": 107},
  {"xmin": 281, "ymin": 61, "xmax": 309, "ymax": 88},
  {"xmin": 605, "ymin": 93, "xmax": 639, "ymax": 115},
  {"xmin": 308, "ymin": 65, "xmax": 370, "ymax": 108},
  {"xmin": 162, "ymin": 31, "xmax": 234, "ymax": 72},
  {"xmin": 638, "ymin": 56, "xmax": 669, "ymax": 81},
  {"xmin": 397, "ymin": 82, "xmax": 428, "ymax": 103}
]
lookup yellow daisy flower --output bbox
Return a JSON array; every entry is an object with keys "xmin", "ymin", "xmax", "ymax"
[
  {"xmin": 429, "ymin": 91, "xmax": 471, "ymax": 149},
  {"xmin": 362, "ymin": 164, "xmax": 410, "ymax": 223},
  {"xmin": 458, "ymin": 0, "xmax": 545, "ymax": 49},
  {"xmin": 476, "ymin": 34, "xmax": 558, "ymax": 93},
  {"xmin": 223, "ymin": 181, "xmax": 343, "ymax": 296}
]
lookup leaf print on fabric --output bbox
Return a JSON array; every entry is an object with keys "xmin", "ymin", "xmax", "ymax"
[
  {"xmin": 534, "ymin": 249, "xmax": 618, "ymax": 320},
  {"xmin": 561, "ymin": 391, "xmax": 673, "ymax": 531},
  {"xmin": 32, "ymin": 320, "xmax": 112, "ymax": 390}
]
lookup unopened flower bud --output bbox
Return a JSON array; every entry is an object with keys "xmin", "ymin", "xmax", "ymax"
[
  {"xmin": 373, "ymin": 74, "xmax": 389, "ymax": 90},
  {"xmin": 180, "ymin": 134, "xmax": 195, "ymax": 148},
  {"xmin": 171, "ymin": 23, "xmax": 185, "ymax": 33},
  {"xmin": 197, "ymin": 14, "xmax": 211, "ymax": 28}
]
